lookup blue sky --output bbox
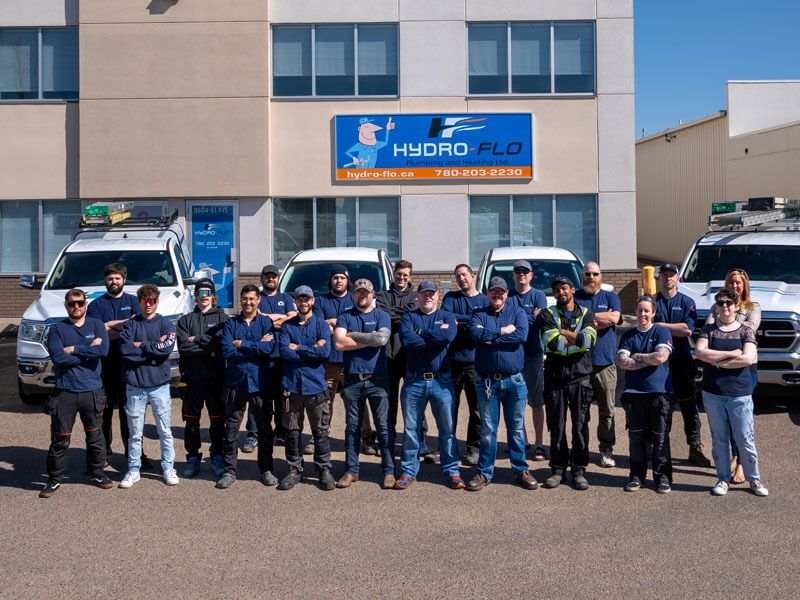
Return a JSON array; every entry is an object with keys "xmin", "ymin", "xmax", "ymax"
[{"xmin": 635, "ymin": 0, "xmax": 800, "ymax": 137}]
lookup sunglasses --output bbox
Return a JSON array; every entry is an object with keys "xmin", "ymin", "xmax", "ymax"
[
  {"xmin": 716, "ymin": 300, "xmax": 736, "ymax": 307},
  {"xmin": 583, "ymin": 272, "xmax": 600, "ymax": 277},
  {"xmin": 65, "ymin": 300, "xmax": 86, "ymax": 308},
  {"xmin": 728, "ymin": 268, "xmax": 749, "ymax": 278},
  {"xmin": 513, "ymin": 268, "xmax": 531, "ymax": 275},
  {"xmin": 141, "ymin": 298, "xmax": 157, "ymax": 307},
  {"xmin": 637, "ymin": 295, "xmax": 655, "ymax": 303},
  {"xmin": 196, "ymin": 289, "xmax": 213, "ymax": 297}
]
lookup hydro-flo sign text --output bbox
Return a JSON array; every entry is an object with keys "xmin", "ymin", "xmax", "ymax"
[{"xmin": 334, "ymin": 113, "xmax": 533, "ymax": 181}]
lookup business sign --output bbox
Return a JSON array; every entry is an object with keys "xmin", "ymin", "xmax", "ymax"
[
  {"xmin": 189, "ymin": 203, "xmax": 236, "ymax": 308},
  {"xmin": 334, "ymin": 113, "xmax": 532, "ymax": 181}
]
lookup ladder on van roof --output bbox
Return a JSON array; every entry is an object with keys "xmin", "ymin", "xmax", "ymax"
[{"xmin": 708, "ymin": 197, "xmax": 800, "ymax": 231}]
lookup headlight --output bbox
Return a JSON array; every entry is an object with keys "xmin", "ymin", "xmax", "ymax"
[{"xmin": 19, "ymin": 320, "xmax": 47, "ymax": 342}]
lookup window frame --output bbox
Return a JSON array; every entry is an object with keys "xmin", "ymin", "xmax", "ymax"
[
  {"xmin": 270, "ymin": 23, "xmax": 399, "ymax": 99},
  {"xmin": 468, "ymin": 194, "xmax": 598, "ymax": 266},
  {"xmin": 0, "ymin": 26, "xmax": 78, "ymax": 103},
  {"xmin": 272, "ymin": 196, "xmax": 401, "ymax": 263},
  {"xmin": 466, "ymin": 21, "xmax": 596, "ymax": 97}
]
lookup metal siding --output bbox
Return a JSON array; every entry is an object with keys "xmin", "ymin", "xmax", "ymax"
[{"xmin": 635, "ymin": 115, "xmax": 727, "ymax": 263}]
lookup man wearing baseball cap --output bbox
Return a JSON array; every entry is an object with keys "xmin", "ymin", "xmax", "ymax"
[
  {"xmin": 540, "ymin": 276, "xmax": 598, "ymax": 491},
  {"xmin": 465, "ymin": 276, "xmax": 538, "ymax": 491},
  {"xmin": 276, "ymin": 286, "xmax": 335, "ymax": 491},
  {"xmin": 333, "ymin": 278, "xmax": 395, "ymax": 489},
  {"xmin": 176, "ymin": 278, "xmax": 229, "ymax": 478},
  {"xmin": 394, "ymin": 280, "xmax": 462, "ymax": 490}
]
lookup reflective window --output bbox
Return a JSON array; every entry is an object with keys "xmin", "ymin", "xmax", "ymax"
[
  {"xmin": 42, "ymin": 200, "xmax": 80, "ymax": 271},
  {"xmin": 469, "ymin": 196, "xmax": 510, "ymax": 266},
  {"xmin": 0, "ymin": 28, "xmax": 78, "ymax": 100},
  {"xmin": 273, "ymin": 198, "xmax": 314, "ymax": 267},
  {"xmin": 554, "ymin": 23, "xmax": 595, "ymax": 93},
  {"xmin": 555, "ymin": 194, "xmax": 597, "ymax": 262}
]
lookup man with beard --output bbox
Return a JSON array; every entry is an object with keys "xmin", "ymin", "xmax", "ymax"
[
  {"xmin": 87, "ymin": 263, "xmax": 152, "ymax": 470},
  {"xmin": 176, "ymin": 278, "xmax": 229, "ymax": 478},
  {"xmin": 256, "ymin": 264, "xmax": 297, "ymax": 448},
  {"xmin": 276, "ymin": 286, "xmax": 335, "ymax": 491},
  {"xmin": 540, "ymin": 277, "xmax": 598, "ymax": 491},
  {"xmin": 574, "ymin": 261, "xmax": 622, "ymax": 468},
  {"xmin": 441, "ymin": 264, "xmax": 488, "ymax": 466},
  {"xmin": 333, "ymin": 279, "xmax": 394, "ymax": 489}
]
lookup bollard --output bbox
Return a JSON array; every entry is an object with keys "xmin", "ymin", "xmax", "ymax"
[{"xmin": 642, "ymin": 266, "xmax": 656, "ymax": 296}]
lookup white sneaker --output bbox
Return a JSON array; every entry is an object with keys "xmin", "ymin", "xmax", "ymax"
[
  {"xmin": 750, "ymin": 480, "xmax": 769, "ymax": 497},
  {"xmin": 711, "ymin": 480, "xmax": 729, "ymax": 496},
  {"xmin": 599, "ymin": 451, "xmax": 616, "ymax": 468},
  {"xmin": 163, "ymin": 468, "xmax": 179, "ymax": 486},
  {"xmin": 119, "ymin": 470, "xmax": 141, "ymax": 489}
]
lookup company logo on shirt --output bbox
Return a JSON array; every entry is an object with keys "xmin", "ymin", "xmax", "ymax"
[{"xmin": 277, "ymin": 301, "xmax": 284, "ymax": 307}]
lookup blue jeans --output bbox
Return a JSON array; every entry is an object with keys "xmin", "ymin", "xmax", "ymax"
[
  {"xmin": 341, "ymin": 376, "xmax": 394, "ymax": 476},
  {"xmin": 125, "ymin": 383, "xmax": 175, "ymax": 471},
  {"xmin": 245, "ymin": 405, "xmax": 258, "ymax": 440},
  {"xmin": 399, "ymin": 373, "xmax": 459, "ymax": 479},
  {"xmin": 476, "ymin": 373, "xmax": 529, "ymax": 480},
  {"xmin": 702, "ymin": 391, "xmax": 761, "ymax": 482}
]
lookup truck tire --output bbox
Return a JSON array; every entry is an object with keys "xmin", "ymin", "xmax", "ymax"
[{"xmin": 18, "ymin": 379, "xmax": 46, "ymax": 405}]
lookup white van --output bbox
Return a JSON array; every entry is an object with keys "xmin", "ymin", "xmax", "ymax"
[
  {"xmin": 17, "ymin": 211, "xmax": 204, "ymax": 402},
  {"xmin": 278, "ymin": 247, "xmax": 395, "ymax": 297}
]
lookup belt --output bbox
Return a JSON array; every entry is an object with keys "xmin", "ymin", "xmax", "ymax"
[
  {"xmin": 346, "ymin": 373, "xmax": 373, "ymax": 382},
  {"xmin": 414, "ymin": 371, "xmax": 440, "ymax": 381},
  {"xmin": 491, "ymin": 372, "xmax": 516, "ymax": 380}
]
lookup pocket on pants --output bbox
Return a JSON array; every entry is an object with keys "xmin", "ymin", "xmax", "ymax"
[
  {"xmin": 511, "ymin": 373, "xmax": 525, "ymax": 386},
  {"xmin": 92, "ymin": 389, "xmax": 107, "ymax": 414},
  {"xmin": 44, "ymin": 391, "xmax": 60, "ymax": 416}
]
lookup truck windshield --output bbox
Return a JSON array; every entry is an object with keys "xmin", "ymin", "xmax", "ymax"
[
  {"xmin": 485, "ymin": 260, "xmax": 583, "ymax": 293},
  {"xmin": 46, "ymin": 251, "xmax": 177, "ymax": 289},
  {"xmin": 280, "ymin": 261, "xmax": 386, "ymax": 298},
  {"xmin": 682, "ymin": 245, "xmax": 800, "ymax": 283}
]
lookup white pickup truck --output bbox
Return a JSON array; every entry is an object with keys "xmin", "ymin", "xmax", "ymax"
[{"xmin": 16, "ymin": 211, "xmax": 204, "ymax": 402}]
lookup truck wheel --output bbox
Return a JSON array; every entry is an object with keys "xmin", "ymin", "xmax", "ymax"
[{"xmin": 18, "ymin": 379, "xmax": 46, "ymax": 405}]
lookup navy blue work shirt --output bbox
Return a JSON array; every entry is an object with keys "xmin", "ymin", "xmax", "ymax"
[
  {"xmin": 575, "ymin": 288, "xmax": 621, "ymax": 367},
  {"xmin": 278, "ymin": 313, "xmax": 331, "ymax": 395},
  {"xmin": 221, "ymin": 314, "xmax": 275, "ymax": 393}
]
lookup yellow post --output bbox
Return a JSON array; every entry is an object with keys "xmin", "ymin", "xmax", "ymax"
[{"xmin": 642, "ymin": 266, "xmax": 656, "ymax": 296}]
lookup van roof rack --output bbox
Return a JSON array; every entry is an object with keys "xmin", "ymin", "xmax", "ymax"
[
  {"xmin": 708, "ymin": 197, "xmax": 800, "ymax": 231},
  {"xmin": 79, "ymin": 207, "xmax": 179, "ymax": 229}
]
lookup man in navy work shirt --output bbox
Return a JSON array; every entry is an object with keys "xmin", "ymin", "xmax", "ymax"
[
  {"xmin": 216, "ymin": 284, "xmax": 277, "ymax": 489},
  {"xmin": 333, "ymin": 278, "xmax": 394, "ymax": 489},
  {"xmin": 256, "ymin": 264, "xmax": 297, "ymax": 449},
  {"xmin": 118, "ymin": 284, "xmax": 178, "ymax": 489},
  {"xmin": 540, "ymin": 277, "xmax": 598, "ymax": 491},
  {"xmin": 40, "ymin": 289, "xmax": 111, "ymax": 498},
  {"xmin": 395, "ymin": 280, "xmax": 462, "ymax": 490},
  {"xmin": 87, "ymin": 262, "xmax": 152, "ymax": 469},
  {"xmin": 508, "ymin": 259, "xmax": 549, "ymax": 462},
  {"xmin": 442, "ymin": 264, "xmax": 489, "ymax": 466},
  {"xmin": 574, "ymin": 261, "xmax": 622, "ymax": 469},
  {"xmin": 466, "ymin": 276, "xmax": 538, "ymax": 492},
  {"xmin": 276, "ymin": 285, "xmax": 335, "ymax": 491},
  {"xmin": 655, "ymin": 263, "xmax": 711, "ymax": 468}
]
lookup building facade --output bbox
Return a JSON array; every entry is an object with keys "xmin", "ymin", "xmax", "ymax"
[{"xmin": 0, "ymin": 0, "xmax": 636, "ymax": 313}]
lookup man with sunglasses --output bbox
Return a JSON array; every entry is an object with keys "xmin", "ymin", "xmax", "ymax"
[
  {"xmin": 176, "ymin": 278, "xmax": 229, "ymax": 478},
  {"xmin": 655, "ymin": 263, "xmax": 711, "ymax": 468},
  {"xmin": 508, "ymin": 260, "xmax": 548, "ymax": 462},
  {"xmin": 40, "ymin": 289, "xmax": 111, "ymax": 498},
  {"xmin": 575, "ymin": 262, "xmax": 621, "ymax": 468}
]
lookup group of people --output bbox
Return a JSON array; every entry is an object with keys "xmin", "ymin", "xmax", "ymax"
[{"xmin": 39, "ymin": 259, "xmax": 768, "ymax": 498}]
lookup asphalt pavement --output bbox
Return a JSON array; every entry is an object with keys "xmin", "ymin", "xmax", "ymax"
[{"xmin": 0, "ymin": 337, "xmax": 798, "ymax": 599}]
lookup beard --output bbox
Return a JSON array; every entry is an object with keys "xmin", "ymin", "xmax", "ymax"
[{"xmin": 107, "ymin": 283, "xmax": 123, "ymax": 295}]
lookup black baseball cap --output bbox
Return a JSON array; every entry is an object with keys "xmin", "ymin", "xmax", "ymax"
[
  {"xmin": 418, "ymin": 279, "xmax": 437, "ymax": 293},
  {"xmin": 659, "ymin": 263, "xmax": 679, "ymax": 274},
  {"xmin": 488, "ymin": 276, "xmax": 508, "ymax": 291},
  {"xmin": 195, "ymin": 278, "xmax": 215, "ymax": 293},
  {"xmin": 550, "ymin": 276, "xmax": 573, "ymax": 289},
  {"xmin": 261, "ymin": 264, "xmax": 280, "ymax": 276}
]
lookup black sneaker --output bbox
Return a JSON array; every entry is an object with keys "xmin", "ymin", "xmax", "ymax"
[
  {"xmin": 360, "ymin": 439, "xmax": 379, "ymax": 456},
  {"xmin": 688, "ymin": 443, "xmax": 712, "ymax": 468},
  {"xmin": 274, "ymin": 436, "xmax": 286, "ymax": 447},
  {"xmin": 90, "ymin": 473, "xmax": 113, "ymax": 489},
  {"xmin": 278, "ymin": 469, "xmax": 302, "ymax": 491},
  {"xmin": 461, "ymin": 447, "xmax": 479, "ymax": 467},
  {"xmin": 572, "ymin": 470, "xmax": 590, "ymax": 491},
  {"xmin": 656, "ymin": 476, "xmax": 672, "ymax": 495},
  {"xmin": 318, "ymin": 468, "xmax": 336, "ymax": 491},
  {"xmin": 543, "ymin": 469, "xmax": 565, "ymax": 489},
  {"xmin": 624, "ymin": 477, "xmax": 642, "ymax": 492},
  {"xmin": 422, "ymin": 451, "xmax": 440, "ymax": 464},
  {"xmin": 39, "ymin": 480, "xmax": 61, "ymax": 498}
]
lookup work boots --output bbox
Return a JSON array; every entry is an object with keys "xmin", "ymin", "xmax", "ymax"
[{"xmin": 688, "ymin": 442, "xmax": 711, "ymax": 467}]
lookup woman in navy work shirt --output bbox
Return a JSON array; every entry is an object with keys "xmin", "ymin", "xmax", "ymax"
[{"xmin": 695, "ymin": 288, "xmax": 768, "ymax": 498}]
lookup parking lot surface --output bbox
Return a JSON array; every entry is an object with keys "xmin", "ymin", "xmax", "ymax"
[{"xmin": 0, "ymin": 338, "xmax": 798, "ymax": 599}]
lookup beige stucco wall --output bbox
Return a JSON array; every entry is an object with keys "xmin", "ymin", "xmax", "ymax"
[
  {"xmin": 0, "ymin": 104, "xmax": 78, "ymax": 200},
  {"xmin": 726, "ymin": 123, "xmax": 800, "ymax": 201}
]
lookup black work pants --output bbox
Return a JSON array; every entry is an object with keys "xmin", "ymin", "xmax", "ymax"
[
  {"xmin": 223, "ymin": 388, "xmax": 274, "ymax": 477},
  {"xmin": 451, "ymin": 360, "xmax": 480, "ymax": 451},
  {"xmin": 673, "ymin": 396, "xmax": 702, "ymax": 446},
  {"xmin": 625, "ymin": 392, "xmax": 673, "ymax": 484},
  {"xmin": 46, "ymin": 389, "xmax": 107, "ymax": 482},
  {"xmin": 182, "ymin": 381, "xmax": 224, "ymax": 459},
  {"xmin": 269, "ymin": 360, "xmax": 287, "ymax": 440},
  {"xmin": 545, "ymin": 379, "xmax": 592, "ymax": 472},
  {"xmin": 282, "ymin": 391, "xmax": 332, "ymax": 472},
  {"xmin": 100, "ymin": 363, "xmax": 130, "ymax": 457}
]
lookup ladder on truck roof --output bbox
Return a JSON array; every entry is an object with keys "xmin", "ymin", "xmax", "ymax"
[
  {"xmin": 73, "ymin": 205, "xmax": 185, "ymax": 250},
  {"xmin": 708, "ymin": 197, "xmax": 800, "ymax": 231}
]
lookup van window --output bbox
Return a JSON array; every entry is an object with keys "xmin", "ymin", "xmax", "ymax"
[
  {"xmin": 485, "ymin": 259, "xmax": 582, "ymax": 293},
  {"xmin": 682, "ymin": 245, "xmax": 800, "ymax": 284},
  {"xmin": 279, "ymin": 261, "xmax": 386, "ymax": 298},
  {"xmin": 46, "ymin": 251, "xmax": 178, "ymax": 289},
  {"xmin": 173, "ymin": 246, "xmax": 190, "ymax": 280}
]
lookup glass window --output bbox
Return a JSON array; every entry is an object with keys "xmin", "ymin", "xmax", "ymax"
[
  {"xmin": 0, "ymin": 29, "xmax": 38, "ymax": 100},
  {"xmin": 555, "ymin": 194, "xmax": 597, "ymax": 262},
  {"xmin": 41, "ymin": 29, "xmax": 78, "ymax": 100},
  {"xmin": 279, "ymin": 261, "xmax": 387, "ymax": 298},
  {"xmin": 47, "ymin": 250, "xmax": 177, "ymax": 289},
  {"xmin": 357, "ymin": 25, "xmax": 397, "ymax": 96},
  {"xmin": 468, "ymin": 24, "xmax": 507, "ymax": 94},
  {"xmin": 512, "ymin": 195, "xmax": 553, "ymax": 247},
  {"xmin": 359, "ymin": 197, "xmax": 399, "ymax": 259},
  {"xmin": 42, "ymin": 200, "xmax": 80, "ymax": 272},
  {"xmin": 316, "ymin": 197, "xmax": 356, "ymax": 248},
  {"xmin": 0, "ymin": 201, "xmax": 38, "ymax": 272},
  {"xmin": 315, "ymin": 25, "xmax": 354, "ymax": 96},
  {"xmin": 272, "ymin": 26, "xmax": 312, "ymax": 96},
  {"xmin": 469, "ymin": 196, "xmax": 510, "ymax": 266},
  {"xmin": 273, "ymin": 198, "xmax": 314, "ymax": 266},
  {"xmin": 511, "ymin": 24, "xmax": 550, "ymax": 94},
  {"xmin": 554, "ymin": 22, "xmax": 594, "ymax": 93}
]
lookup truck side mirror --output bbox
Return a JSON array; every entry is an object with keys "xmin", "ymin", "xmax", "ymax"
[{"xmin": 19, "ymin": 274, "xmax": 42, "ymax": 290}]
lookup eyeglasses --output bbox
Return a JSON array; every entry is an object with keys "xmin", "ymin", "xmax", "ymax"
[
  {"xmin": 636, "ymin": 295, "xmax": 655, "ymax": 304},
  {"xmin": 716, "ymin": 300, "xmax": 736, "ymax": 307},
  {"xmin": 141, "ymin": 298, "xmax": 157, "ymax": 307},
  {"xmin": 583, "ymin": 272, "xmax": 600, "ymax": 277},
  {"xmin": 65, "ymin": 300, "xmax": 86, "ymax": 308},
  {"xmin": 513, "ymin": 268, "xmax": 531, "ymax": 275},
  {"xmin": 728, "ymin": 268, "xmax": 749, "ymax": 278},
  {"xmin": 196, "ymin": 289, "xmax": 213, "ymax": 297}
]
